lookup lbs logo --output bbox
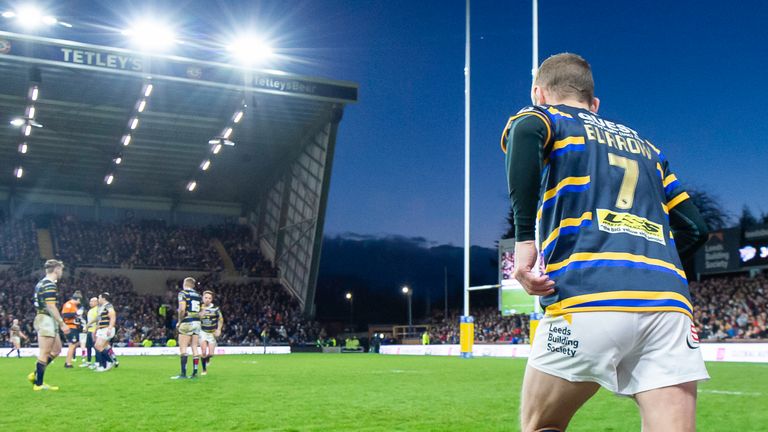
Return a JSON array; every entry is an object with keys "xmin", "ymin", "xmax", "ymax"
[
  {"xmin": 686, "ymin": 324, "xmax": 700, "ymax": 349},
  {"xmin": 597, "ymin": 209, "xmax": 665, "ymax": 245}
]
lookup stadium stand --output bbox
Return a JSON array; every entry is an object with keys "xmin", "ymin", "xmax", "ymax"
[
  {"xmin": 0, "ymin": 219, "xmax": 38, "ymax": 263},
  {"xmin": 691, "ymin": 273, "xmax": 768, "ymax": 340},
  {"xmin": 427, "ymin": 307, "xmax": 530, "ymax": 345}
]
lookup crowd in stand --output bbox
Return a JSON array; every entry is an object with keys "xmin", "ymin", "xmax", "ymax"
[
  {"xmin": 0, "ymin": 219, "xmax": 37, "ymax": 263},
  {"xmin": 52, "ymin": 218, "xmax": 222, "ymax": 271},
  {"xmin": 691, "ymin": 273, "xmax": 768, "ymax": 340},
  {"xmin": 204, "ymin": 225, "xmax": 277, "ymax": 277},
  {"xmin": 426, "ymin": 307, "xmax": 530, "ymax": 345}
]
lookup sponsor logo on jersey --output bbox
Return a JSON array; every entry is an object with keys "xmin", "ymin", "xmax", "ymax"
[{"xmin": 597, "ymin": 209, "xmax": 665, "ymax": 245}]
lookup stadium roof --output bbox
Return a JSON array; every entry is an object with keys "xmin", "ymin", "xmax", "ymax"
[{"xmin": 0, "ymin": 31, "xmax": 358, "ymax": 207}]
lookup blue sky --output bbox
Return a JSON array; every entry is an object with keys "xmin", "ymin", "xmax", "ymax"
[{"xmin": 8, "ymin": 0, "xmax": 767, "ymax": 248}]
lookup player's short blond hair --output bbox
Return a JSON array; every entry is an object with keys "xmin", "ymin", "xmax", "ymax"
[
  {"xmin": 44, "ymin": 259, "xmax": 64, "ymax": 272},
  {"xmin": 203, "ymin": 290, "xmax": 214, "ymax": 297},
  {"xmin": 534, "ymin": 53, "xmax": 594, "ymax": 104},
  {"xmin": 183, "ymin": 277, "xmax": 196, "ymax": 288}
]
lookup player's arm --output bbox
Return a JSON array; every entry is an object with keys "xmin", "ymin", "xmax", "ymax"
[
  {"xmin": 215, "ymin": 310, "xmax": 224, "ymax": 337},
  {"xmin": 661, "ymin": 160, "xmax": 709, "ymax": 261},
  {"xmin": 503, "ymin": 113, "xmax": 555, "ymax": 296},
  {"xmin": 108, "ymin": 307, "xmax": 116, "ymax": 331},
  {"xmin": 177, "ymin": 299, "xmax": 187, "ymax": 328},
  {"xmin": 44, "ymin": 287, "xmax": 69, "ymax": 333}
]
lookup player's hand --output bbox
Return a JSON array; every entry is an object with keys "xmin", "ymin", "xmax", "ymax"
[
  {"xmin": 512, "ymin": 240, "xmax": 555, "ymax": 296},
  {"xmin": 214, "ymin": 330, "xmax": 221, "ymax": 338},
  {"xmin": 60, "ymin": 323, "xmax": 71, "ymax": 334}
]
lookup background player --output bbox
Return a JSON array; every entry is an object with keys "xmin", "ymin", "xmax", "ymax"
[
  {"xmin": 61, "ymin": 291, "xmax": 82, "ymax": 368},
  {"xmin": 503, "ymin": 53, "xmax": 709, "ymax": 431},
  {"xmin": 29, "ymin": 259, "xmax": 70, "ymax": 391},
  {"xmin": 84, "ymin": 296, "xmax": 98, "ymax": 368},
  {"xmin": 172, "ymin": 277, "xmax": 202, "ymax": 379},
  {"xmin": 77, "ymin": 297, "xmax": 88, "ymax": 365},
  {"xmin": 94, "ymin": 292, "xmax": 116, "ymax": 372},
  {"xmin": 199, "ymin": 290, "xmax": 224, "ymax": 376},
  {"xmin": 5, "ymin": 318, "xmax": 28, "ymax": 358}
]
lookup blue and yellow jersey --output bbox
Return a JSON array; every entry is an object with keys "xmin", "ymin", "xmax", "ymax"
[
  {"xmin": 178, "ymin": 289, "xmax": 202, "ymax": 322},
  {"xmin": 200, "ymin": 304, "xmax": 222, "ymax": 333},
  {"xmin": 97, "ymin": 303, "xmax": 114, "ymax": 329},
  {"xmin": 501, "ymin": 104, "xmax": 693, "ymax": 319},
  {"xmin": 33, "ymin": 278, "xmax": 58, "ymax": 315}
]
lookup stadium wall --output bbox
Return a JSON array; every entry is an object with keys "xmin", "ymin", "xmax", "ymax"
[{"xmin": 379, "ymin": 344, "xmax": 768, "ymax": 363}]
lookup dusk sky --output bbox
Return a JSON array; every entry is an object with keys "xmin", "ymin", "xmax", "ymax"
[{"xmin": 16, "ymin": 0, "xmax": 768, "ymax": 248}]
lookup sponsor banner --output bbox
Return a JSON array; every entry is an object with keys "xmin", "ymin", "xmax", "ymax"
[
  {"xmin": 596, "ymin": 209, "xmax": 665, "ymax": 245},
  {"xmin": 695, "ymin": 228, "xmax": 741, "ymax": 274},
  {"xmin": 381, "ymin": 343, "xmax": 768, "ymax": 363},
  {"xmin": 739, "ymin": 224, "xmax": 768, "ymax": 268},
  {"xmin": 0, "ymin": 33, "xmax": 357, "ymax": 102},
  {"xmin": 8, "ymin": 346, "xmax": 290, "ymax": 358}
]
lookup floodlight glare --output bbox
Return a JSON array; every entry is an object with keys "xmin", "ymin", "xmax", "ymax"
[
  {"xmin": 123, "ymin": 21, "xmax": 176, "ymax": 51},
  {"xmin": 41, "ymin": 15, "xmax": 56, "ymax": 25},
  {"xmin": 14, "ymin": 166, "xmax": 23, "ymax": 178},
  {"xmin": 18, "ymin": 143, "xmax": 28, "ymax": 154},
  {"xmin": 27, "ymin": 106, "xmax": 35, "ymax": 119},
  {"xmin": 233, "ymin": 111, "xmax": 244, "ymax": 123},
  {"xmin": 129, "ymin": 117, "xmax": 139, "ymax": 130},
  {"xmin": 200, "ymin": 160, "xmax": 211, "ymax": 171},
  {"xmin": 30, "ymin": 86, "xmax": 39, "ymax": 101},
  {"xmin": 10, "ymin": 118, "xmax": 25, "ymax": 127},
  {"xmin": 105, "ymin": 174, "xmax": 114, "ymax": 185},
  {"xmin": 402, "ymin": 286, "xmax": 410, "ymax": 294},
  {"xmin": 222, "ymin": 127, "xmax": 233, "ymax": 139},
  {"xmin": 137, "ymin": 100, "xmax": 146, "ymax": 112},
  {"xmin": 345, "ymin": 292, "xmax": 352, "ymax": 300},
  {"xmin": 23, "ymin": 124, "xmax": 32, "ymax": 136},
  {"xmin": 1, "ymin": 11, "xmax": 15, "ymax": 18},
  {"xmin": 16, "ymin": 6, "xmax": 42, "ymax": 27},
  {"xmin": 212, "ymin": 144, "xmax": 222, "ymax": 154},
  {"xmin": 143, "ymin": 84, "xmax": 153, "ymax": 97},
  {"xmin": 122, "ymin": 134, "xmax": 132, "ymax": 146},
  {"xmin": 227, "ymin": 36, "xmax": 274, "ymax": 65},
  {"xmin": 114, "ymin": 156, "xmax": 122, "ymax": 165},
  {"xmin": 186, "ymin": 180, "xmax": 197, "ymax": 192}
]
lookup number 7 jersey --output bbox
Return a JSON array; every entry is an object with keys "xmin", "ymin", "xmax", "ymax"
[{"xmin": 501, "ymin": 104, "xmax": 693, "ymax": 319}]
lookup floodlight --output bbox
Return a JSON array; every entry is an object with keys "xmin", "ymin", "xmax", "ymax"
[
  {"xmin": 10, "ymin": 118, "xmax": 25, "ymax": 127},
  {"xmin": 105, "ymin": 174, "xmax": 114, "ymax": 185},
  {"xmin": 129, "ymin": 117, "xmax": 139, "ymax": 130},
  {"xmin": 200, "ymin": 160, "xmax": 211, "ymax": 171},
  {"xmin": 23, "ymin": 124, "xmax": 31, "ymax": 136},
  {"xmin": 402, "ymin": 286, "xmax": 410, "ymax": 294},
  {"xmin": 2, "ymin": 11, "xmax": 15, "ymax": 18},
  {"xmin": 227, "ymin": 36, "xmax": 274, "ymax": 65},
  {"xmin": 345, "ymin": 292, "xmax": 352, "ymax": 300},
  {"xmin": 212, "ymin": 144, "xmax": 222, "ymax": 154},
  {"xmin": 14, "ymin": 166, "xmax": 23, "ymax": 178},
  {"xmin": 143, "ymin": 84, "xmax": 153, "ymax": 97},
  {"xmin": 122, "ymin": 134, "xmax": 132, "ymax": 146},
  {"xmin": 186, "ymin": 180, "xmax": 197, "ymax": 192},
  {"xmin": 222, "ymin": 127, "xmax": 232, "ymax": 139},
  {"xmin": 137, "ymin": 100, "xmax": 146, "ymax": 112},
  {"xmin": 18, "ymin": 143, "xmax": 28, "ymax": 154},
  {"xmin": 41, "ymin": 15, "xmax": 56, "ymax": 25},
  {"xmin": 233, "ymin": 111, "xmax": 244, "ymax": 123},
  {"xmin": 27, "ymin": 106, "xmax": 35, "ymax": 119},
  {"xmin": 16, "ymin": 6, "xmax": 42, "ymax": 27},
  {"xmin": 114, "ymin": 156, "xmax": 122, "ymax": 165},
  {"xmin": 30, "ymin": 86, "xmax": 39, "ymax": 101},
  {"xmin": 123, "ymin": 21, "xmax": 176, "ymax": 51}
]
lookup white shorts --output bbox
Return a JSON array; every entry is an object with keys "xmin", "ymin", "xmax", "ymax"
[
  {"xmin": 34, "ymin": 314, "xmax": 57, "ymax": 338},
  {"xmin": 528, "ymin": 311, "xmax": 709, "ymax": 396},
  {"xmin": 79, "ymin": 332, "xmax": 88, "ymax": 344},
  {"xmin": 11, "ymin": 336, "xmax": 21, "ymax": 346},
  {"xmin": 200, "ymin": 331, "xmax": 217, "ymax": 345},
  {"xmin": 95, "ymin": 328, "xmax": 116, "ymax": 341},
  {"xmin": 178, "ymin": 321, "xmax": 201, "ymax": 336}
]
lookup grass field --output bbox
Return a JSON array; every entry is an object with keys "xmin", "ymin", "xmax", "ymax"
[{"xmin": 0, "ymin": 354, "xmax": 766, "ymax": 431}]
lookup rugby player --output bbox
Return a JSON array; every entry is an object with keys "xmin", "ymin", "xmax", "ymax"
[
  {"xmin": 5, "ymin": 318, "xmax": 28, "ymax": 358},
  {"xmin": 171, "ymin": 277, "xmax": 203, "ymax": 379},
  {"xmin": 28, "ymin": 259, "xmax": 70, "ymax": 391},
  {"xmin": 77, "ymin": 298, "xmax": 88, "ymax": 365},
  {"xmin": 94, "ymin": 292, "xmax": 116, "ymax": 372},
  {"xmin": 83, "ymin": 296, "xmax": 98, "ymax": 368},
  {"xmin": 61, "ymin": 292, "xmax": 82, "ymax": 368},
  {"xmin": 502, "ymin": 53, "xmax": 709, "ymax": 431},
  {"xmin": 199, "ymin": 290, "xmax": 224, "ymax": 376}
]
